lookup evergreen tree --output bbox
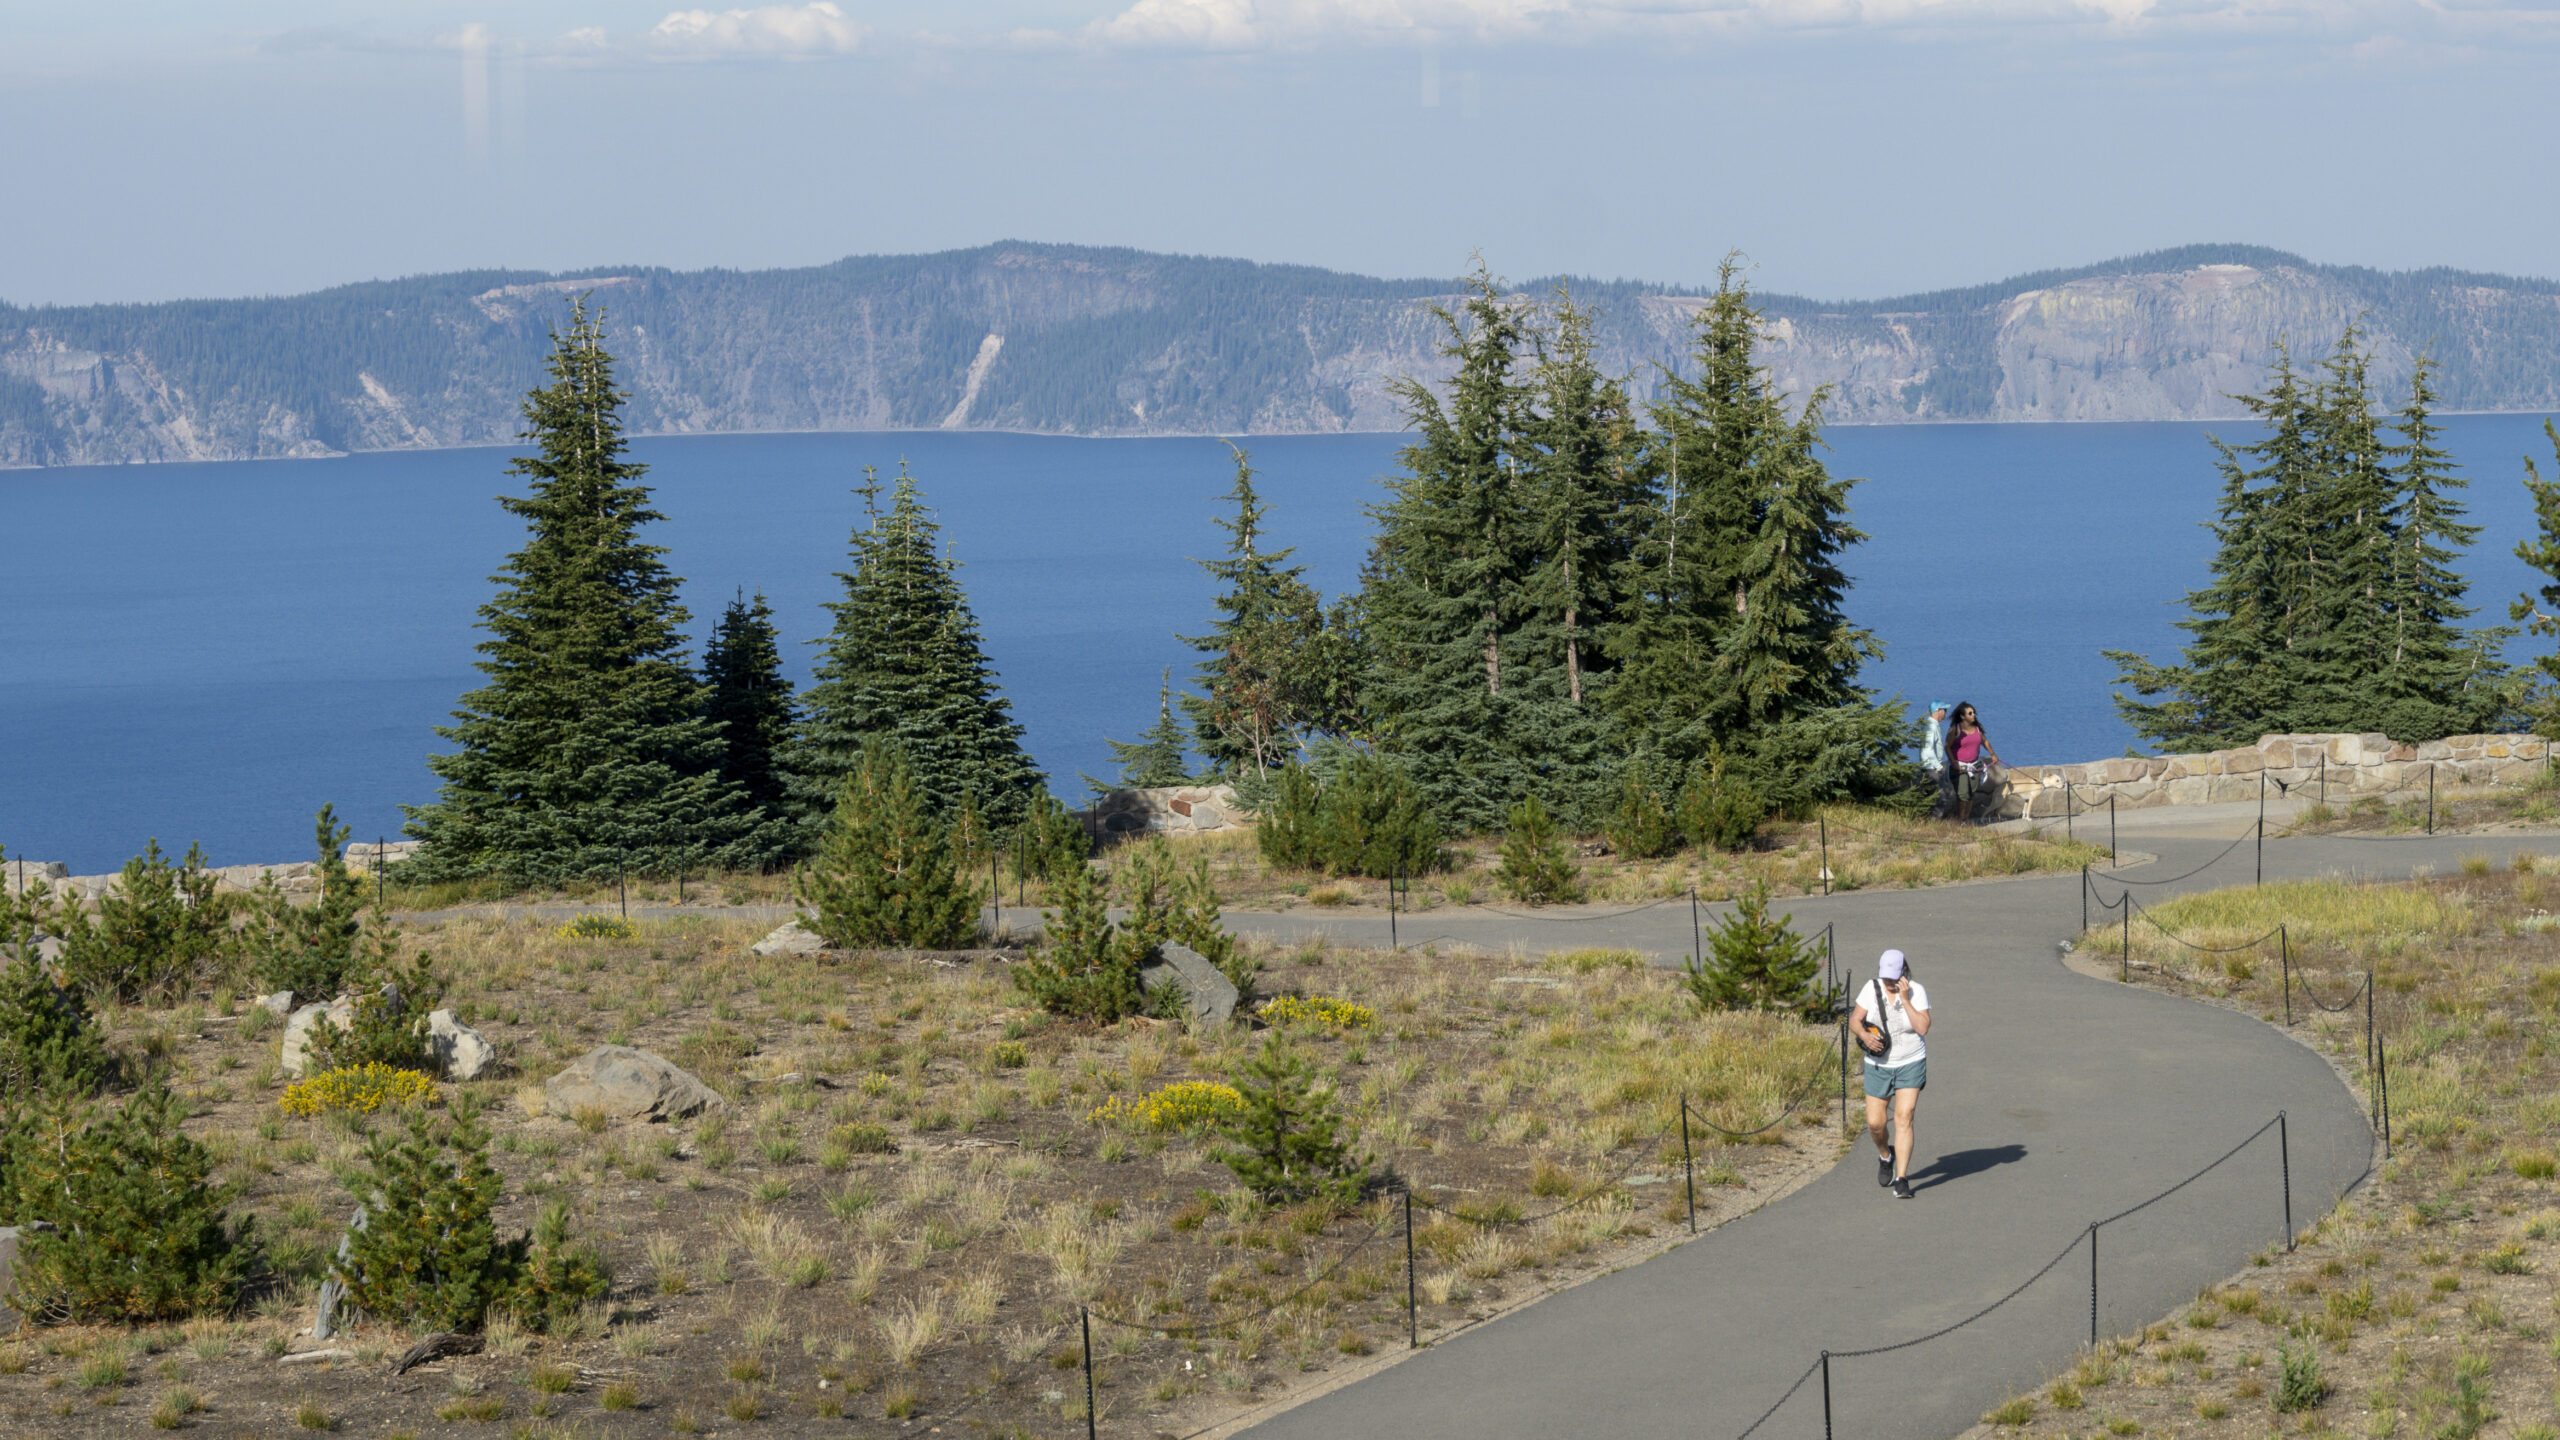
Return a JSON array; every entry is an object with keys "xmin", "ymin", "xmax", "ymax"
[
  {"xmin": 1496, "ymin": 795, "xmax": 1583, "ymax": 905},
  {"xmin": 405, "ymin": 301, "xmax": 783, "ymax": 881},
  {"xmin": 1521, "ymin": 288, "xmax": 1644, "ymax": 710},
  {"xmin": 1180, "ymin": 443, "xmax": 1360, "ymax": 783},
  {"xmin": 45, "ymin": 839, "xmax": 231, "ymax": 1002},
  {"xmin": 1360, "ymin": 264, "xmax": 1603, "ymax": 828},
  {"xmin": 702, "ymin": 589, "xmax": 798, "ymax": 830},
  {"xmin": 6, "ymin": 1082, "xmax": 253, "ymax": 1323},
  {"xmin": 1604, "ymin": 763, "xmax": 1680, "ymax": 860},
  {"xmin": 1681, "ymin": 880, "xmax": 1823, "ymax": 1018},
  {"xmin": 1009, "ymin": 856, "xmax": 1141, "ymax": 1022},
  {"xmin": 239, "ymin": 805, "xmax": 368, "ymax": 1000},
  {"xmin": 0, "ymin": 855, "xmax": 114, "ymax": 1096},
  {"xmin": 2509, "ymin": 422, "xmax": 2560, "ymax": 735},
  {"xmin": 795, "ymin": 740, "xmax": 984, "ymax": 950},
  {"xmin": 791, "ymin": 465, "xmax": 1041, "ymax": 831},
  {"xmin": 2112, "ymin": 334, "xmax": 2511, "ymax": 747},
  {"xmin": 1210, "ymin": 1039, "xmax": 1370, "ymax": 1208},
  {"xmin": 1092, "ymin": 669, "xmax": 1194, "ymax": 795}
]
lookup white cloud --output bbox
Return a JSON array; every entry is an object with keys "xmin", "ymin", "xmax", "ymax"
[{"xmin": 646, "ymin": 2, "xmax": 868, "ymax": 57}]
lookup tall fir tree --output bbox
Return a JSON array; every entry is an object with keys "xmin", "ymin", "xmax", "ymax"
[
  {"xmin": 701, "ymin": 590, "xmax": 798, "ymax": 828},
  {"xmin": 1521, "ymin": 287, "xmax": 1644, "ymax": 709},
  {"xmin": 2112, "ymin": 333, "xmax": 2512, "ymax": 748},
  {"xmin": 1179, "ymin": 443, "xmax": 1359, "ymax": 783},
  {"xmin": 1359, "ymin": 264, "xmax": 1606, "ymax": 829},
  {"xmin": 405, "ymin": 301, "xmax": 785, "ymax": 881},
  {"xmin": 2508, "ymin": 421, "xmax": 2560, "ymax": 735},
  {"xmin": 790, "ymin": 465, "xmax": 1041, "ymax": 830}
]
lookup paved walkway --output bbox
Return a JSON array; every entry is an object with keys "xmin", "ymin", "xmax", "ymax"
[{"xmin": 1217, "ymin": 814, "xmax": 2559, "ymax": 1440}]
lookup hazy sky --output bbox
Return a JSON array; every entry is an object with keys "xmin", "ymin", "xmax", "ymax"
[{"xmin": 4, "ymin": 1, "xmax": 2556, "ymax": 306}]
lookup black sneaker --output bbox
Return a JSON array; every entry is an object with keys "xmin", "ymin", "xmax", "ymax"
[
  {"xmin": 1878, "ymin": 1150, "xmax": 1895, "ymax": 1188},
  {"xmin": 1891, "ymin": 1177, "xmax": 1916, "ymax": 1200}
]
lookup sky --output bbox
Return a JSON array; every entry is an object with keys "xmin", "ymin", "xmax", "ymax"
[{"xmin": 2, "ymin": 1, "xmax": 2557, "ymax": 307}]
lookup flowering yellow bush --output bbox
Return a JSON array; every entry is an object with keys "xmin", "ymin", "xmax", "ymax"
[
  {"xmin": 556, "ymin": 914, "xmax": 635, "ymax": 941},
  {"xmin": 280, "ymin": 1062, "xmax": 439, "ymax": 1117},
  {"xmin": 1256, "ymin": 995, "xmax": 1376, "ymax": 1032},
  {"xmin": 1090, "ymin": 1080, "xmax": 1245, "ymax": 1131}
]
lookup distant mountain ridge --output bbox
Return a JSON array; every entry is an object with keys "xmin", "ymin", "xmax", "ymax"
[{"xmin": 4, "ymin": 241, "xmax": 2557, "ymax": 468}]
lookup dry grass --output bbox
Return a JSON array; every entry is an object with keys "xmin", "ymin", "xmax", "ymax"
[
  {"xmin": 0, "ymin": 909, "xmax": 1839, "ymax": 1438},
  {"xmin": 1999, "ymin": 867, "xmax": 2560, "ymax": 1440}
]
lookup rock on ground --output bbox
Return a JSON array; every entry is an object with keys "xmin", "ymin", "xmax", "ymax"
[
  {"xmin": 1139, "ymin": 942, "xmax": 1240, "ymax": 1027},
  {"xmin": 0, "ymin": 1223, "xmax": 52, "ymax": 1336},
  {"xmin": 427, "ymin": 1009, "xmax": 496, "ymax": 1080},
  {"xmin": 751, "ymin": 920, "xmax": 825, "ymax": 956},
  {"xmin": 255, "ymin": 991, "xmax": 297, "ymax": 1017},
  {"xmin": 545, "ymin": 1045, "xmax": 725, "ymax": 1122},
  {"xmin": 279, "ymin": 997, "xmax": 355, "ymax": 1078}
]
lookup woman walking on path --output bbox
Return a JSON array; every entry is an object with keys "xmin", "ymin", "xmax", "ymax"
[
  {"xmin": 1853, "ymin": 949, "xmax": 1933, "ymax": 1200},
  {"xmin": 1945, "ymin": 701, "xmax": 2003, "ymax": 823}
]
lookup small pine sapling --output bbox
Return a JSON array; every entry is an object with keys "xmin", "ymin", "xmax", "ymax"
[
  {"xmin": 1211, "ymin": 1040, "xmax": 1370, "ymax": 1208},
  {"xmin": 1024, "ymin": 787, "xmax": 1093, "ymax": 885},
  {"xmin": 1313, "ymin": 751, "xmax": 1444, "ymax": 879},
  {"xmin": 240, "ymin": 805, "xmax": 369, "ymax": 1001},
  {"xmin": 5, "ymin": 1082, "xmax": 253, "ymax": 1323},
  {"xmin": 794, "ymin": 740, "xmax": 983, "ymax": 950},
  {"xmin": 1255, "ymin": 764, "xmax": 1323, "ymax": 872},
  {"xmin": 1605, "ymin": 764, "xmax": 1681, "ymax": 860},
  {"xmin": 306, "ymin": 916, "xmax": 443, "ymax": 1075},
  {"xmin": 1677, "ymin": 765, "xmax": 1766, "ymax": 854},
  {"xmin": 0, "ymin": 859, "xmax": 114, "ymax": 1096},
  {"xmin": 1497, "ymin": 795, "xmax": 1584, "ymax": 906},
  {"xmin": 1683, "ymin": 880, "xmax": 1824, "ymax": 1018},
  {"xmin": 1009, "ymin": 859, "xmax": 1142, "ymax": 1022},
  {"xmin": 45, "ymin": 840, "xmax": 232, "ymax": 1002}
]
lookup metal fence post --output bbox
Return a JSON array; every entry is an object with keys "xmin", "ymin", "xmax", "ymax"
[
  {"xmin": 1690, "ymin": 887, "xmax": 1702, "ymax": 967},
  {"xmin": 2110, "ymin": 794, "xmax": 2117, "ymax": 860},
  {"xmin": 1681, "ymin": 1095, "xmax": 1698, "ymax": 1234},
  {"xmin": 2428, "ymin": 765, "xmax": 2436, "ymax": 834},
  {"xmin": 2066, "ymin": 780, "xmax": 2074, "ymax": 843},
  {"xmin": 1820, "ymin": 1351, "xmax": 1834, "ymax": 1440},
  {"xmin": 2082, "ymin": 865, "xmax": 2089, "ymax": 935},
  {"xmin": 2256, "ymin": 781, "xmax": 2265, "ymax": 887},
  {"xmin": 1390, "ymin": 864, "xmax": 1400, "ymax": 953},
  {"xmin": 2380, "ymin": 1035, "xmax": 2392, "ymax": 1156},
  {"xmin": 619, "ymin": 853, "xmax": 628, "ymax": 919},
  {"xmin": 1820, "ymin": 815, "xmax": 1830, "ymax": 896},
  {"xmin": 1404, "ymin": 1190, "xmax": 1418, "ymax": 1348},
  {"xmin": 1838, "ymin": 1008, "xmax": 1849, "ymax": 1134},
  {"xmin": 2088, "ymin": 1223, "xmax": 2099, "ymax": 1347},
  {"xmin": 2121, "ymin": 900, "xmax": 2130, "ymax": 982},
  {"xmin": 375, "ymin": 835, "xmax": 387, "ymax": 908},
  {"xmin": 1082, "ymin": 1306, "xmax": 1097, "ymax": 1440},
  {"xmin": 2279, "ymin": 1111, "xmax": 2293, "ymax": 1249}
]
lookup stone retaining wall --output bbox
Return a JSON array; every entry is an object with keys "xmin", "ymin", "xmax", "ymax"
[
  {"xmin": 1082, "ymin": 785, "xmax": 1251, "ymax": 840},
  {"xmin": 3, "ymin": 841, "xmax": 422, "ymax": 901},
  {"xmin": 1985, "ymin": 732, "xmax": 2550, "ymax": 820}
]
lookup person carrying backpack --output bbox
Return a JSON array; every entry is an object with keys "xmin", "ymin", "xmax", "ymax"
[
  {"xmin": 1945, "ymin": 700, "xmax": 2003, "ymax": 823},
  {"xmin": 1851, "ymin": 949, "xmax": 1933, "ymax": 1200}
]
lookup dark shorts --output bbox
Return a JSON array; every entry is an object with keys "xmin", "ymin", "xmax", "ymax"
[{"xmin": 1864, "ymin": 1056, "xmax": 1927, "ymax": 1099}]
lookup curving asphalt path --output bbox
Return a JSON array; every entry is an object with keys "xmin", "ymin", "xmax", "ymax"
[{"xmin": 1208, "ymin": 811, "xmax": 2560, "ymax": 1440}]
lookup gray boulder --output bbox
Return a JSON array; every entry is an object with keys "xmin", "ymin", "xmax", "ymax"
[
  {"xmin": 254, "ymin": 990, "xmax": 297, "ymax": 1018},
  {"xmin": 279, "ymin": 997, "xmax": 355, "ymax": 1078},
  {"xmin": 545, "ymin": 1045, "xmax": 725, "ymax": 1122},
  {"xmin": 312, "ymin": 1206, "xmax": 366, "ymax": 1341},
  {"xmin": 1139, "ymin": 942, "xmax": 1240, "ymax": 1028},
  {"xmin": 427, "ymin": 1009, "xmax": 496, "ymax": 1081},
  {"xmin": 0, "ymin": 1222, "xmax": 52, "ymax": 1336},
  {"xmin": 750, "ymin": 920, "xmax": 825, "ymax": 956}
]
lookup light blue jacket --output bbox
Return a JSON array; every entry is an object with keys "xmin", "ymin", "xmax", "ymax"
[{"xmin": 1920, "ymin": 714, "xmax": 1948, "ymax": 774}]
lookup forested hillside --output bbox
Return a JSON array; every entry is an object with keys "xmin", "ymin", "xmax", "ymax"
[{"xmin": 4, "ymin": 242, "xmax": 2557, "ymax": 468}]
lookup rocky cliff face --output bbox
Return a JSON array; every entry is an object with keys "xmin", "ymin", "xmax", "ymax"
[{"xmin": 2, "ymin": 243, "xmax": 2553, "ymax": 468}]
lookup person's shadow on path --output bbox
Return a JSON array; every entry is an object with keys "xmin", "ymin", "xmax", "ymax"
[{"xmin": 1906, "ymin": 1144, "xmax": 2028, "ymax": 1193}]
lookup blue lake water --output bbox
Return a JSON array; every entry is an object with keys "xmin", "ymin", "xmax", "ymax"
[{"xmin": 5, "ymin": 415, "xmax": 2557, "ymax": 872}]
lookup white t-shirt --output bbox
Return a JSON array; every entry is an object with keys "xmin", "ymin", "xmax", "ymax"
[{"xmin": 1855, "ymin": 979, "xmax": 1930, "ymax": 1069}]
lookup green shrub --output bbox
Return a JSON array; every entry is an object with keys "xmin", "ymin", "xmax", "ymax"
[
  {"xmin": 5, "ymin": 1083, "xmax": 253, "ymax": 1323},
  {"xmin": 335, "ymin": 1100, "xmax": 607, "ymax": 1334},
  {"xmin": 2273, "ymin": 1340, "xmax": 2326, "ymax": 1412},
  {"xmin": 1023, "ymin": 786, "xmax": 1093, "ymax": 884},
  {"xmin": 1316, "ymin": 752, "xmax": 1444, "ymax": 879},
  {"xmin": 45, "ymin": 840, "xmax": 233, "ymax": 1002},
  {"xmin": 1605, "ymin": 765, "xmax": 1681, "ymax": 860},
  {"xmin": 0, "ymin": 876, "xmax": 115, "ymax": 1096},
  {"xmin": 1678, "ymin": 768, "xmax": 1765, "ymax": 854},
  {"xmin": 796, "ymin": 740, "xmax": 984, "ymax": 950},
  {"xmin": 555, "ymin": 913, "xmax": 634, "ymax": 941},
  {"xmin": 1682, "ymin": 880, "xmax": 1826, "ymax": 1018},
  {"xmin": 1010, "ymin": 860, "xmax": 1142, "ymax": 1022},
  {"xmin": 1114, "ymin": 839, "xmax": 1256, "ymax": 995},
  {"xmin": 1497, "ymin": 796, "xmax": 1584, "ymax": 905},
  {"xmin": 238, "ymin": 806, "xmax": 369, "ymax": 1000},
  {"xmin": 1210, "ymin": 1040, "xmax": 1369, "ymax": 1207},
  {"xmin": 306, "ymin": 923, "xmax": 443, "ymax": 1075},
  {"xmin": 1256, "ymin": 763, "xmax": 1324, "ymax": 872}
]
